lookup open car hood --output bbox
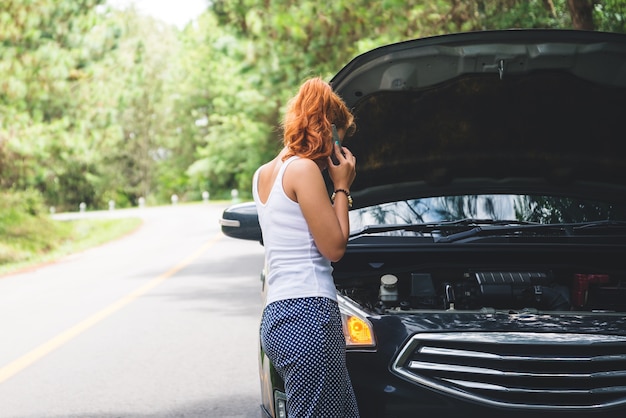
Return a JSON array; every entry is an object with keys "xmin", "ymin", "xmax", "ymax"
[{"xmin": 329, "ymin": 29, "xmax": 626, "ymax": 208}]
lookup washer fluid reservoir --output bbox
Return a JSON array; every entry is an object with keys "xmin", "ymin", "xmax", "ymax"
[{"xmin": 379, "ymin": 274, "xmax": 399, "ymax": 304}]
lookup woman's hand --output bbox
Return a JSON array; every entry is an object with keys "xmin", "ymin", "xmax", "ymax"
[{"xmin": 327, "ymin": 143, "xmax": 356, "ymax": 191}]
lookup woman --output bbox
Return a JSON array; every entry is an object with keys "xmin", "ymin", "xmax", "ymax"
[{"xmin": 252, "ymin": 77, "xmax": 359, "ymax": 417}]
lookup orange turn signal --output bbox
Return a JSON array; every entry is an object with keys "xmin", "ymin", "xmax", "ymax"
[{"xmin": 346, "ymin": 315, "xmax": 374, "ymax": 345}]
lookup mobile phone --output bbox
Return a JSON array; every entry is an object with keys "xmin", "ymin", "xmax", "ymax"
[{"xmin": 331, "ymin": 124, "xmax": 344, "ymax": 165}]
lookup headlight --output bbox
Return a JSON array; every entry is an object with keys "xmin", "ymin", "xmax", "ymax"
[{"xmin": 337, "ymin": 294, "xmax": 376, "ymax": 348}]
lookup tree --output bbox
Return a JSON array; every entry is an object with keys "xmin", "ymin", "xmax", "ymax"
[
  {"xmin": 0, "ymin": 1, "xmax": 182, "ymax": 209},
  {"xmin": 93, "ymin": 10, "xmax": 181, "ymax": 205},
  {"xmin": 0, "ymin": 0, "xmax": 108, "ymax": 210}
]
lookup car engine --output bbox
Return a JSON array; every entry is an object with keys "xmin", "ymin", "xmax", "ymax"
[{"xmin": 337, "ymin": 266, "xmax": 626, "ymax": 314}]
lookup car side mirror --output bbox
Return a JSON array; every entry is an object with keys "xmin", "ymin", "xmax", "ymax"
[{"xmin": 219, "ymin": 201, "xmax": 263, "ymax": 243}]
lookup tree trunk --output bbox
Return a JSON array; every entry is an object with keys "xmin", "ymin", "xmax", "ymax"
[
  {"xmin": 543, "ymin": 0, "xmax": 557, "ymax": 18},
  {"xmin": 567, "ymin": 0, "xmax": 596, "ymax": 30}
]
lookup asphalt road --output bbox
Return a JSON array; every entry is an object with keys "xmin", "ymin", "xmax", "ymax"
[{"xmin": 0, "ymin": 203, "xmax": 265, "ymax": 418}]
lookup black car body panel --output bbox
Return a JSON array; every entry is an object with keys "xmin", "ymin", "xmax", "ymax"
[{"xmin": 221, "ymin": 29, "xmax": 626, "ymax": 417}]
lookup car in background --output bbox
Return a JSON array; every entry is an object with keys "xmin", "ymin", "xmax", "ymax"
[{"xmin": 220, "ymin": 29, "xmax": 626, "ymax": 417}]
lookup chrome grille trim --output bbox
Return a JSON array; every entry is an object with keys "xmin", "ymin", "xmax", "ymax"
[
  {"xmin": 443, "ymin": 379, "xmax": 626, "ymax": 394},
  {"xmin": 408, "ymin": 360, "xmax": 593, "ymax": 378},
  {"xmin": 443, "ymin": 379, "xmax": 591, "ymax": 393},
  {"xmin": 391, "ymin": 332, "xmax": 626, "ymax": 410},
  {"xmin": 419, "ymin": 346, "xmax": 626, "ymax": 362},
  {"xmin": 409, "ymin": 360, "xmax": 626, "ymax": 378}
]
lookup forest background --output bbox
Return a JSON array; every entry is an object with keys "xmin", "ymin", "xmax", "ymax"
[{"xmin": 1, "ymin": 0, "xmax": 625, "ymax": 214}]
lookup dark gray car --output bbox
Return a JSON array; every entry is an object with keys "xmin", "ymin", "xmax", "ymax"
[{"xmin": 221, "ymin": 29, "xmax": 626, "ymax": 418}]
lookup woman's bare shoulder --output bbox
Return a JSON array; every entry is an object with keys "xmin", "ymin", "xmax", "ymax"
[
  {"xmin": 283, "ymin": 157, "xmax": 325, "ymax": 195},
  {"xmin": 287, "ymin": 157, "xmax": 320, "ymax": 174}
]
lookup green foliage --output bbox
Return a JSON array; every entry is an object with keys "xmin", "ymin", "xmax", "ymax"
[
  {"xmin": 473, "ymin": 0, "xmax": 571, "ymax": 29},
  {"xmin": 595, "ymin": 0, "xmax": 626, "ymax": 32},
  {"xmin": 169, "ymin": 12, "xmax": 278, "ymax": 199},
  {"xmin": 0, "ymin": 0, "xmax": 105, "ymax": 120},
  {"xmin": 1, "ymin": 0, "xmax": 108, "ymax": 211}
]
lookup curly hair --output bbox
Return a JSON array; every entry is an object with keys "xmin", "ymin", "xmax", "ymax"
[{"xmin": 282, "ymin": 77, "xmax": 355, "ymax": 163}]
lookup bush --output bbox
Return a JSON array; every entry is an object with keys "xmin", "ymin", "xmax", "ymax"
[
  {"xmin": 0, "ymin": 189, "xmax": 64, "ymax": 264},
  {"xmin": 0, "ymin": 189, "xmax": 47, "ymax": 216},
  {"xmin": 0, "ymin": 189, "xmax": 142, "ymax": 274}
]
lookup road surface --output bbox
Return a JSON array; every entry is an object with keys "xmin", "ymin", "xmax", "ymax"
[{"xmin": 0, "ymin": 203, "xmax": 265, "ymax": 417}]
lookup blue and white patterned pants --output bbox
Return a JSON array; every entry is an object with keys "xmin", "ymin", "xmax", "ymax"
[{"xmin": 260, "ymin": 297, "xmax": 360, "ymax": 417}]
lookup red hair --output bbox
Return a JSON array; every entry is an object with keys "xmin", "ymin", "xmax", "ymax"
[{"xmin": 282, "ymin": 77, "xmax": 355, "ymax": 163}]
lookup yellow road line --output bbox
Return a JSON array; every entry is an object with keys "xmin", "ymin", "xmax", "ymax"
[{"xmin": 0, "ymin": 235, "xmax": 223, "ymax": 384}]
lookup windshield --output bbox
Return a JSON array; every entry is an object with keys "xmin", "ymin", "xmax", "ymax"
[{"xmin": 350, "ymin": 194, "xmax": 626, "ymax": 234}]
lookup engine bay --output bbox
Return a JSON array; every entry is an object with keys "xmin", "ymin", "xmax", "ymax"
[{"xmin": 334, "ymin": 249, "xmax": 626, "ymax": 314}]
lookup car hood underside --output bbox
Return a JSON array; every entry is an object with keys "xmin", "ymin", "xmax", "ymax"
[{"xmin": 329, "ymin": 30, "xmax": 626, "ymax": 206}]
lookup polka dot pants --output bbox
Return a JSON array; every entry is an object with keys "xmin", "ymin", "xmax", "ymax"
[{"xmin": 260, "ymin": 297, "xmax": 360, "ymax": 417}]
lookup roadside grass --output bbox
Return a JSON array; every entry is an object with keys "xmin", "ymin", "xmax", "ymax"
[{"xmin": 0, "ymin": 213, "xmax": 142, "ymax": 277}]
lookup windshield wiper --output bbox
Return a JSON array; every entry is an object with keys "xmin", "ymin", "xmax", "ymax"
[
  {"xmin": 349, "ymin": 219, "xmax": 540, "ymax": 239},
  {"xmin": 350, "ymin": 219, "xmax": 626, "ymax": 241},
  {"xmin": 349, "ymin": 223, "xmax": 434, "ymax": 238},
  {"xmin": 435, "ymin": 218, "xmax": 541, "ymax": 227},
  {"xmin": 435, "ymin": 219, "xmax": 626, "ymax": 243}
]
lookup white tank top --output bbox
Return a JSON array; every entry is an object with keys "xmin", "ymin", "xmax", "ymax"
[{"xmin": 252, "ymin": 156, "xmax": 336, "ymax": 306}]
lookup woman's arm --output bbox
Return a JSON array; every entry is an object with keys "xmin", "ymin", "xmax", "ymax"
[{"xmin": 284, "ymin": 146, "xmax": 356, "ymax": 262}]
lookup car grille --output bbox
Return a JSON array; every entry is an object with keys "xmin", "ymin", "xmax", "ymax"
[{"xmin": 391, "ymin": 332, "xmax": 626, "ymax": 410}]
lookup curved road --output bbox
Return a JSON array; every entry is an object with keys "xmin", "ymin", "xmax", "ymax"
[{"xmin": 0, "ymin": 203, "xmax": 265, "ymax": 418}]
